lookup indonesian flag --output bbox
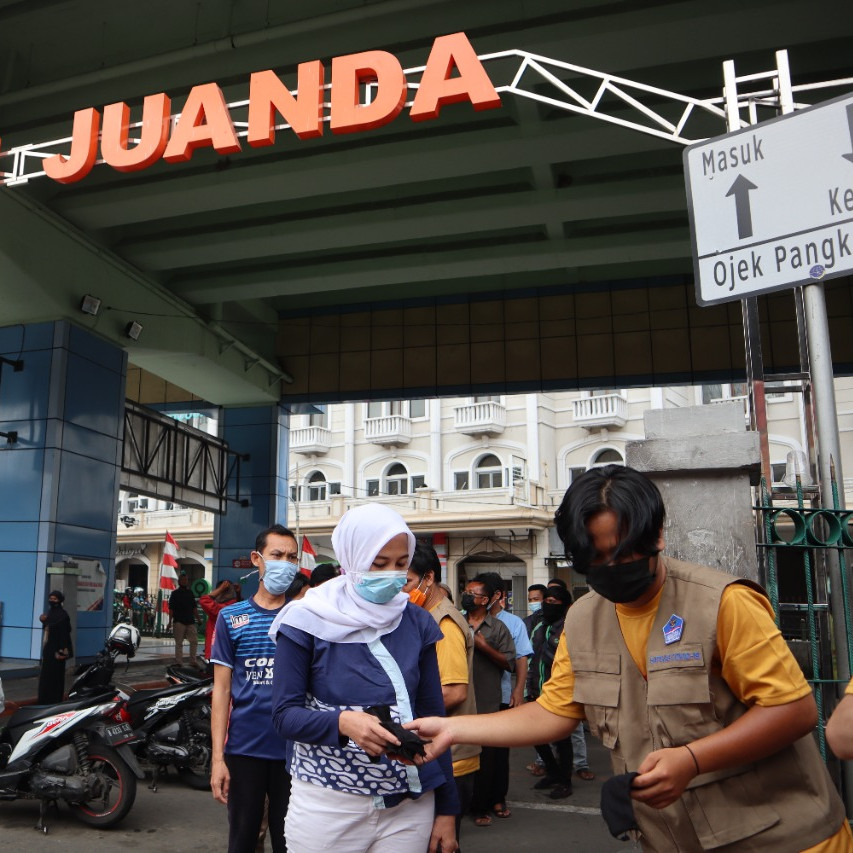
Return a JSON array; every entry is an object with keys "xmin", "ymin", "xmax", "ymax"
[
  {"xmin": 300, "ymin": 535, "xmax": 317, "ymax": 577},
  {"xmin": 160, "ymin": 531, "xmax": 180, "ymax": 592}
]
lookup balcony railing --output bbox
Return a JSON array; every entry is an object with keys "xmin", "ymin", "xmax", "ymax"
[
  {"xmin": 290, "ymin": 425, "xmax": 332, "ymax": 455},
  {"xmin": 453, "ymin": 401, "xmax": 506, "ymax": 436},
  {"xmin": 364, "ymin": 414, "xmax": 412, "ymax": 446},
  {"xmin": 572, "ymin": 393, "xmax": 628, "ymax": 429},
  {"xmin": 116, "ymin": 507, "xmax": 215, "ymax": 535}
]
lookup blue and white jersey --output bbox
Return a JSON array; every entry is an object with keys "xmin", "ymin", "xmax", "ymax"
[{"xmin": 210, "ymin": 597, "xmax": 287, "ymax": 760}]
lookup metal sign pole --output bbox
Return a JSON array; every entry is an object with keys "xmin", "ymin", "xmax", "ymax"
[
  {"xmin": 722, "ymin": 51, "xmax": 852, "ymax": 802},
  {"xmin": 772, "ymin": 51, "xmax": 852, "ymax": 805}
]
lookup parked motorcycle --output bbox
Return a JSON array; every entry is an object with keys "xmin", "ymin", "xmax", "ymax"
[
  {"xmin": 70, "ymin": 624, "xmax": 213, "ymax": 792},
  {"xmin": 0, "ymin": 690, "xmax": 143, "ymax": 833}
]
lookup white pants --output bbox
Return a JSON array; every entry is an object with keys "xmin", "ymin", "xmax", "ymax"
[{"xmin": 285, "ymin": 777, "xmax": 434, "ymax": 853}]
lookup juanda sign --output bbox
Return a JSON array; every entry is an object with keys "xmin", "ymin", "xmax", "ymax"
[{"xmin": 29, "ymin": 32, "xmax": 501, "ymax": 185}]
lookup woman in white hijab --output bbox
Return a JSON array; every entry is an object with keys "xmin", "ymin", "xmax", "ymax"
[{"xmin": 271, "ymin": 504, "xmax": 459, "ymax": 853}]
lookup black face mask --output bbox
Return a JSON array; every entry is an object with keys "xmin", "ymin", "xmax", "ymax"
[
  {"xmin": 49, "ymin": 601, "xmax": 61, "ymax": 608},
  {"xmin": 585, "ymin": 556, "xmax": 656, "ymax": 604},
  {"xmin": 541, "ymin": 602, "xmax": 569, "ymax": 624},
  {"xmin": 460, "ymin": 593, "xmax": 477, "ymax": 612}
]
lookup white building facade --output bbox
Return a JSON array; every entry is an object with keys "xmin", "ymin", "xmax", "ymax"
[{"xmin": 115, "ymin": 382, "xmax": 853, "ymax": 615}]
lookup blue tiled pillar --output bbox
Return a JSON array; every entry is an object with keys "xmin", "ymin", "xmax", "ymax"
[
  {"xmin": 0, "ymin": 321, "xmax": 126, "ymax": 661},
  {"xmin": 213, "ymin": 405, "xmax": 290, "ymax": 597}
]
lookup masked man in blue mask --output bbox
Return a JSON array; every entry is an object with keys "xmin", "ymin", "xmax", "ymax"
[{"xmin": 211, "ymin": 524, "xmax": 300, "ymax": 853}]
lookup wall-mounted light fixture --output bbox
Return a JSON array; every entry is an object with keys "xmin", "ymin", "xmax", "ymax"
[
  {"xmin": 80, "ymin": 294, "xmax": 101, "ymax": 316},
  {"xmin": 125, "ymin": 321, "xmax": 143, "ymax": 341}
]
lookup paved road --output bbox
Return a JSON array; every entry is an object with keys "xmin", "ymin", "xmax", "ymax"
[{"xmin": 1, "ymin": 654, "xmax": 625, "ymax": 852}]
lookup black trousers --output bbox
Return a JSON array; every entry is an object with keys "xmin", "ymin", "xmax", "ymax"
[
  {"xmin": 455, "ymin": 770, "xmax": 475, "ymax": 843},
  {"xmin": 37, "ymin": 654, "xmax": 66, "ymax": 704},
  {"xmin": 224, "ymin": 753, "xmax": 291, "ymax": 853},
  {"xmin": 470, "ymin": 745, "xmax": 501, "ymax": 816},
  {"xmin": 534, "ymin": 735, "xmax": 574, "ymax": 786},
  {"xmin": 492, "ymin": 703, "xmax": 511, "ymax": 804}
]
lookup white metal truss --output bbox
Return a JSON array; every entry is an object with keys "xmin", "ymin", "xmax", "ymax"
[{"xmin": 1, "ymin": 48, "xmax": 852, "ymax": 185}]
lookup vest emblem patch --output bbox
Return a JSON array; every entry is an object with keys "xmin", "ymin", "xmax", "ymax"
[{"xmin": 662, "ymin": 613, "xmax": 684, "ymax": 644}]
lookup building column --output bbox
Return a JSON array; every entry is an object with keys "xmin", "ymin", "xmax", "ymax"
[
  {"xmin": 0, "ymin": 321, "xmax": 126, "ymax": 661},
  {"xmin": 526, "ymin": 394, "xmax": 540, "ymax": 483},
  {"xmin": 627, "ymin": 403, "xmax": 760, "ymax": 580},
  {"xmin": 430, "ymin": 400, "xmax": 442, "ymax": 490},
  {"xmin": 344, "ymin": 404, "xmax": 355, "ymax": 497},
  {"xmin": 213, "ymin": 404, "xmax": 290, "ymax": 597}
]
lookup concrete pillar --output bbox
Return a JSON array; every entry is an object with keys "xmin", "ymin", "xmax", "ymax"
[
  {"xmin": 626, "ymin": 403, "xmax": 761, "ymax": 581},
  {"xmin": 0, "ymin": 321, "xmax": 126, "ymax": 660},
  {"xmin": 213, "ymin": 404, "xmax": 290, "ymax": 597}
]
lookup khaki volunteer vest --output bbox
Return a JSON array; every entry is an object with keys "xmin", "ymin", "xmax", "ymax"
[
  {"xmin": 566, "ymin": 556, "xmax": 846, "ymax": 852},
  {"xmin": 429, "ymin": 595, "xmax": 481, "ymax": 766}
]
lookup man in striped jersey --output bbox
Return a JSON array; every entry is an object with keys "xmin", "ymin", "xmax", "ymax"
[{"xmin": 210, "ymin": 524, "xmax": 299, "ymax": 853}]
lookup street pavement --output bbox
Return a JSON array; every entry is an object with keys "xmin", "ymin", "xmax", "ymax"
[{"xmin": 0, "ymin": 648, "xmax": 626, "ymax": 852}]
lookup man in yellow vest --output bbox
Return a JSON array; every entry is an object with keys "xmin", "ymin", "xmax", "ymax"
[
  {"xmin": 403, "ymin": 544, "xmax": 480, "ymax": 842},
  {"xmin": 410, "ymin": 465, "xmax": 852, "ymax": 852}
]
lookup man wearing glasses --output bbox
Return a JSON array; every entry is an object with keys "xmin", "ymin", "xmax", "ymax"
[{"xmin": 461, "ymin": 574, "xmax": 516, "ymax": 827}]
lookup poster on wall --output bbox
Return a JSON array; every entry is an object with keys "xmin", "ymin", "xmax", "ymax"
[{"xmin": 75, "ymin": 559, "xmax": 107, "ymax": 611}]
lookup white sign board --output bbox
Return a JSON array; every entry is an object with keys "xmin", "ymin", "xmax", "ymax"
[{"xmin": 684, "ymin": 91, "xmax": 853, "ymax": 305}]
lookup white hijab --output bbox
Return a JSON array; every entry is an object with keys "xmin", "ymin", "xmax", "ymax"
[{"xmin": 269, "ymin": 503, "xmax": 416, "ymax": 644}]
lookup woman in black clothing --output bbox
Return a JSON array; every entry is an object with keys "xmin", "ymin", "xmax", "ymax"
[{"xmin": 37, "ymin": 589, "xmax": 73, "ymax": 704}]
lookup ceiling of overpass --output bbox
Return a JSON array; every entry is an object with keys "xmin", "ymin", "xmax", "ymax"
[{"xmin": 0, "ymin": 0, "xmax": 850, "ymax": 404}]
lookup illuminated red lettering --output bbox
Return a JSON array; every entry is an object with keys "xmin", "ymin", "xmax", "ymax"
[
  {"xmin": 36, "ymin": 32, "xmax": 500, "ymax": 184},
  {"xmin": 163, "ymin": 82, "xmax": 241, "ymax": 163},
  {"xmin": 43, "ymin": 108, "xmax": 100, "ymax": 184},
  {"xmin": 329, "ymin": 50, "xmax": 406, "ymax": 135},
  {"xmin": 410, "ymin": 32, "xmax": 501, "ymax": 121},
  {"xmin": 247, "ymin": 63, "xmax": 325, "ymax": 145},
  {"xmin": 101, "ymin": 93, "xmax": 171, "ymax": 172}
]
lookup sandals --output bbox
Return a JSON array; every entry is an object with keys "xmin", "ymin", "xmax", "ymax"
[
  {"xmin": 492, "ymin": 803, "xmax": 512, "ymax": 819},
  {"xmin": 473, "ymin": 814, "xmax": 492, "ymax": 827},
  {"xmin": 576, "ymin": 768, "xmax": 596, "ymax": 781}
]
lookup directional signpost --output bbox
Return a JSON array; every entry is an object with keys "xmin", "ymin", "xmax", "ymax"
[{"xmin": 684, "ymin": 92, "xmax": 853, "ymax": 305}]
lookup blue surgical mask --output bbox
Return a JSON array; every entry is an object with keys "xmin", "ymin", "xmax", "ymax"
[
  {"xmin": 262, "ymin": 559, "xmax": 299, "ymax": 595},
  {"xmin": 354, "ymin": 571, "xmax": 408, "ymax": 604},
  {"xmin": 528, "ymin": 601, "xmax": 542, "ymax": 613}
]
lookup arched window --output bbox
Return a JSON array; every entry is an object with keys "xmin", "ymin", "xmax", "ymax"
[
  {"xmin": 592, "ymin": 448, "xmax": 623, "ymax": 466},
  {"xmin": 307, "ymin": 471, "xmax": 327, "ymax": 501},
  {"xmin": 476, "ymin": 454, "xmax": 503, "ymax": 489},
  {"xmin": 386, "ymin": 463, "xmax": 408, "ymax": 496}
]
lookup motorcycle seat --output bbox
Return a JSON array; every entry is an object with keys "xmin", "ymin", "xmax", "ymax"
[
  {"xmin": 165, "ymin": 664, "xmax": 211, "ymax": 683},
  {"xmin": 8, "ymin": 693, "xmax": 116, "ymax": 729},
  {"xmin": 126, "ymin": 681, "xmax": 204, "ymax": 707}
]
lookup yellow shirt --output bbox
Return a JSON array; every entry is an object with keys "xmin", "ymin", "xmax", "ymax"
[
  {"xmin": 539, "ymin": 583, "xmax": 812, "ymax": 718},
  {"xmin": 434, "ymin": 613, "xmax": 480, "ymax": 777},
  {"xmin": 537, "ymin": 582, "xmax": 849, "ymax": 853}
]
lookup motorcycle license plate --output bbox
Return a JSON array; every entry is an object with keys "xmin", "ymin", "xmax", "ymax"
[{"xmin": 104, "ymin": 722, "xmax": 135, "ymax": 745}]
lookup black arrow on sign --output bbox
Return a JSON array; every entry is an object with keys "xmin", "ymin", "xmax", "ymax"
[
  {"xmin": 726, "ymin": 174, "xmax": 758, "ymax": 240},
  {"xmin": 843, "ymin": 104, "xmax": 853, "ymax": 165}
]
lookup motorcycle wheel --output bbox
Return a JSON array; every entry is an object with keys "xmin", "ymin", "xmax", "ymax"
[{"xmin": 69, "ymin": 744, "xmax": 136, "ymax": 828}]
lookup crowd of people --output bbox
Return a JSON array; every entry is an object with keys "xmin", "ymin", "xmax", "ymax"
[{"xmin": 39, "ymin": 464, "xmax": 853, "ymax": 852}]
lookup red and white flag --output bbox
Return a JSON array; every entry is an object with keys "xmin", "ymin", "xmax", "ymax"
[
  {"xmin": 300, "ymin": 535, "xmax": 317, "ymax": 577},
  {"xmin": 160, "ymin": 531, "xmax": 180, "ymax": 592}
]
